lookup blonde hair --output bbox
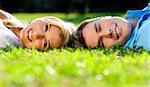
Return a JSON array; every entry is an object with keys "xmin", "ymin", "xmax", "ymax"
[
  {"xmin": 0, "ymin": 9, "xmax": 27, "ymax": 30},
  {"xmin": 31, "ymin": 16, "xmax": 76, "ymax": 46}
]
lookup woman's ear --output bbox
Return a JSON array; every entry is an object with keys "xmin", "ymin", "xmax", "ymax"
[{"xmin": 3, "ymin": 20, "xmax": 23, "ymax": 30}]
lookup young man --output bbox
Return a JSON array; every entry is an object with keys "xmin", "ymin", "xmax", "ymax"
[{"xmin": 72, "ymin": 3, "xmax": 150, "ymax": 51}]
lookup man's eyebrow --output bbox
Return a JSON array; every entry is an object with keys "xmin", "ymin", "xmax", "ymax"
[
  {"xmin": 98, "ymin": 23, "xmax": 101, "ymax": 32},
  {"xmin": 94, "ymin": 23, "xmax": 98, "ymax": 32},
  {"xmin": 94, "ymin": 22, "xmax": 101, "ymax": 32}
]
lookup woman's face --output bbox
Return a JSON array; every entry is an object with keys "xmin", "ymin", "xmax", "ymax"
[
  {"xmin": 82, "ymin": 17, "xmax": 132, "ymax": 48},
  {"xmin": 20, "ymin": 21, "xmax": 64, "ymax": 50}
]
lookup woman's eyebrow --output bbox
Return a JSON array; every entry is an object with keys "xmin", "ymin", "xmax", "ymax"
[
  {"xmin": 48, "ymin": 40, "xmax": 50, "ymax": 48},
  {"xmin": 49, "ymin": 24, "xmax": 51, "ymax": 30}
]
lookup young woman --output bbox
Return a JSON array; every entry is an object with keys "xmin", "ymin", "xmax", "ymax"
[
  {"xmin": 0, "ymin": 9, "xmax": 75, "ymax": 51},
  {"xmin": 71, "ymin": 3, "xmax": 150, "ymax": 51}
]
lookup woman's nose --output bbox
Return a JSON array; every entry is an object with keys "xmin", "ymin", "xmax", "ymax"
[
  {"xmin": 33, "ymin": 30, "xmax": 45, "ymax": 39},
  {"xmin": 99, "ymin": 29, "xmax": 112, "ymax": 38}
]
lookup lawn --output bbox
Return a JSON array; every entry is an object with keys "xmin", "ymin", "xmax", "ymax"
[{"xmin": 0, "ymin": 13, "xmax": 149, "ymax": 87}]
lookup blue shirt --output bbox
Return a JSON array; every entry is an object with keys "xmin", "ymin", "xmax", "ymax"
[{"xmin": 124, "ymin": 3, "xmax": 150, "ymax": 51}]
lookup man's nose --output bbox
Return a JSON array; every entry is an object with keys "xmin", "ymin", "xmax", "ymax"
[{"xmin": 98, "ymin": 29, "xmax": 112, "ymax": 38}]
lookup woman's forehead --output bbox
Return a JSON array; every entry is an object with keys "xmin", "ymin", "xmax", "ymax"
[{"xmin": 31, "ymin": 21, "xmax": 46, "ymax": 25}]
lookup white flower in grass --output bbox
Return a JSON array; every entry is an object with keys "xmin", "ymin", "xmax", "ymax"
[
  {"xmin": 103, "ymin": 69, "xmax": 110, "ymax": 76},
  {"xmin": 95, "ymin": 74, "xmax": 103, "ymax": 81},
  {"xmin": 46, "ymin": 65, "xmax": 56, "ymax": 75},
  {"xmin": 76, "ymin": 61, "xmax": 85, "ymax": 68}
]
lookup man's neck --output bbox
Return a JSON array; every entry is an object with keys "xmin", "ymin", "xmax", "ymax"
[{"xmin": 128, "ymin": 18, "xmax": 139, "ymax": 29}]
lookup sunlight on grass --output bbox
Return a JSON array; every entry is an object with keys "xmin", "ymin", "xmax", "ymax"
[
  {"xmin": 0, "ymin": 13, "xmax": 149, "ymax": 87},
  {"xmin": 0, "ymin": 47, "xmax": 149, "ymax": 87}
]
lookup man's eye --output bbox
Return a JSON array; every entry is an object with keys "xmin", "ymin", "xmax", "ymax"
[
  {"xmin": 109, "ymin": 33, "xmax": 112, "ymax": 38},
  {"xmin": 45, "ymin": 24, "xmax": 49, "ymax": 32},
  {"xmin": 44, "ymin": 41, "xmax": 47, "ymax": 48},
  {"xmin": 98, "ymin": 37, "xmax": 104, "ymax": 48},
  {"xmin": 101, "ymin": 42, "xmax": 104, "ymax": 48}
]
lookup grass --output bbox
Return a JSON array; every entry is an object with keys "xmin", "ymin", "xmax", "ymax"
[{"xmin": 0, "ymin": 13, "xmax": 149, "ymax": 87}]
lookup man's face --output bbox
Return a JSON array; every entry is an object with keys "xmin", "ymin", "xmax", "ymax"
[{"xmin": 82, "ymin": 17, "xmax": 132, "ymax": 48}]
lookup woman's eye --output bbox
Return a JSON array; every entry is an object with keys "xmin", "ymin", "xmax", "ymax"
[
  {"xmin": 45, "ymin": 24, "xmax": 49, "ymax": 32},
  {"xmin": 44, "ymin": 41, "xmax": 47, "ymax": 48}
]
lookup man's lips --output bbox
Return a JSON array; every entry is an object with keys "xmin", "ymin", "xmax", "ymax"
[
  {"xmin": 115, "ymin": 29, "xmax": 119, "ymax": 39},
  {"xmin": 115, "ymin": 23, "xmax": 121, "ymax": 40}
]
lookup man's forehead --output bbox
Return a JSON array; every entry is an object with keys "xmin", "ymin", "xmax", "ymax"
[{"xmin": 83, "ymin": 22, "xmax": 95, "ymax": 30}]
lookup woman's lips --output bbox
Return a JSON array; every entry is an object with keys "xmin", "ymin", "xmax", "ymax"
[{"xmin": 28, "ymin": 29, "xmax": 32, "ymax": 42}]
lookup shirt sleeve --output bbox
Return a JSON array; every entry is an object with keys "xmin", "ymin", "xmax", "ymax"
[
  {"xmin": 136, "ymin": 22, "xmax": 150, "ymax": 51},
  {"xmin": 125, "ymin": 3, "xmax": 150, "ymax": 19},
  {"xmin": 125, "ymin": 10, "xmax": 145, "ymax": 19}
]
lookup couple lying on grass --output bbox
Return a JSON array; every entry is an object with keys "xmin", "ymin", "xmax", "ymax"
[{"xmin": 0, "ymin": 3, "xmax": 150, "ymax": 51}]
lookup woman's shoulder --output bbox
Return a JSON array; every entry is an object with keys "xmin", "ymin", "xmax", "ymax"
[{"xmin": 0, "ymin": 20, "xmax": 23, "ymax": 48}]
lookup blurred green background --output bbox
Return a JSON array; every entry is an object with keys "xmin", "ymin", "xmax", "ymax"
[{"xmin": 13, "ymin": 12, "xmax": 125, "ymax": 25}]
